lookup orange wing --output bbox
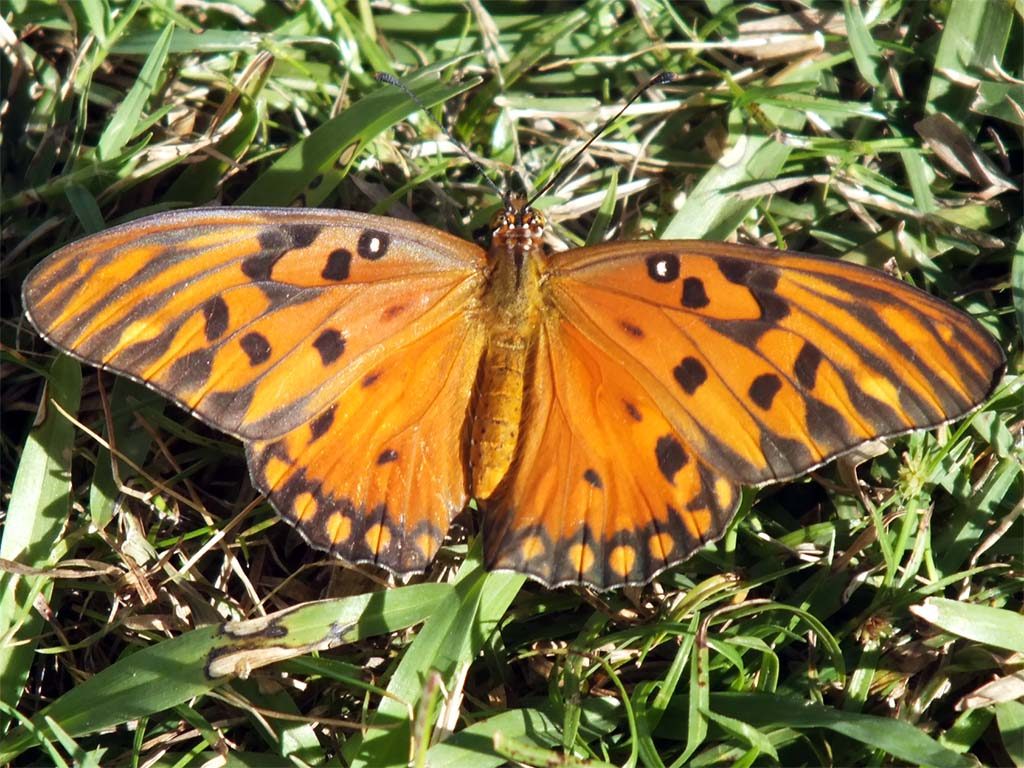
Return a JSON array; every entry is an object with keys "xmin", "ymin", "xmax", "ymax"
[
  {"xmin": 484, "ymin": 241, "xmax": 1004, "ymax": 588},
  {"xmin": 24, "ymin": 207, "xmax": 488, "ymax": 573}
]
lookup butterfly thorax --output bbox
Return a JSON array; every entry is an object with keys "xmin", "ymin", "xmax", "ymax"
[{"xmin": 469, "ymin": 198, "xmax": 547, "ymax": 499}]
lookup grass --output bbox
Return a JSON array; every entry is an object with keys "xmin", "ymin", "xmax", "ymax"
[{"xmin": 1, "ymin": 1, "xmax": 1021, "ymax": 766}]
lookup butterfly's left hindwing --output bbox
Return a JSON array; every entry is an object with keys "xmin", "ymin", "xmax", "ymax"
[
  {"xmin": 483, "ymin": 316, "xmax": 740, "ymax": 588},
  {"xmin": 24, "ymin": 207, "xmax": 489, "ymax": 575}
]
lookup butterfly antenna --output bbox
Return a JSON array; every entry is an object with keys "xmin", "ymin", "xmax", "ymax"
[
  {"xmin": 375, "ymin": 72, "xmax": 508, "ymax": 204},
  {"xmin": 526, "ymin": 71, "xmax": 680, "ymax": 209}
]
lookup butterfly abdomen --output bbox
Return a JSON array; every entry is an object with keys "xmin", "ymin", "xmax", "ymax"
[
  {"xmin": 469, "ymin": 332, "xmax": 532, "ymax": 498},
  {"xmin": 469, "ymin": 204, "xmax": 547, "ymax": 499}
]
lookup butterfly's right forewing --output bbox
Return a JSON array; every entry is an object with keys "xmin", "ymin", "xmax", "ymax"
[
  {"xmin": 24, "ymin": 207, "xmax": 490, "ymax": 575},
  {"xmin": 24, "ymin": 208, "xmax": 488, "ymax": 441}
]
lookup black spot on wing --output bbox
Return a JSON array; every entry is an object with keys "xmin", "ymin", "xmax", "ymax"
[
  {"xmin": 256, "ymin": 228, "xmax": 290, "ymax": 252},
  {"xmin": 756, "ymin": 292, "xmax": 790, "ymax": 323},
  {"xmin": 673, "ymin": 356, "xmax": 708, "ymax": 395},
  {"xmin": 794, "ymin": 342, "xmax": 823, "ymax": 389},
  {"xmin": 362, "ymin": 371, "xmax": 381, "ymax": 388},
  {"xmin": 251, "ymin": 281, "xmax": 308, "ymax": 310},
  {"xmin": 382, "ymin": 304, "xmax": 406, "ymax": 321},
  {"xmin": 583, "ymin": 469, "xmax": 603, "ymax": 489},
  {"xmin": 322, "ymin": 248, "xmax": 352, "ymax": 281},
  {"xmin": 377, "ymin": 449, "xmax": 398, "ymax": 465},
  {"xmin": 718, "ymin": 258, "xmax": 780, "ymax": 291},
  {"xmin": 749, "ymin": 373, "xmax": 782, "ymax": 409},
  {"xmin": 717, "ymin": 257, "xmax": 752, "ymax": 285},
  {"xmin": 259, "ymin": 224, "xmax": 322, "ymax": 251},
  {"xmin": 240, "ymin": 332, "xmax": 272, "ymax": 366},
  {"xmin": 716, "ymin": 258, "xmax": 788, "ymax": 322},
  {"xmin": 708, "ymin": 318, "xmax": 769, "ymax": 347},
  {"xmin": 202, "ymin": 297, "xmax": 229, "ymax": 341},
  {"xmin": 620, "ymin": 320, "xmax": 644, "ymax": 338},
  {"xmin": 655, "ymin": 435, "xmax": 688, "ymax": 484},
  {"xmin": 313, "ymin": 329, "xmax": 345, "ymax": 365},
  {"xmin": 681, "ymin": 277, "xmax": 709, "ymax": 308},
  {"xmin": 624, "ymin": 400, "xmax": 643, "ymax": 421},
  {"xmin": 646, "ymin": 253, "xmax": 680, "ymax": 283},
  {"xmin": 284, "ymin": 223, "xmax": 322, "ymax": 249},
  {"xmin": 309, "ymin": 405, "xmax": 336, "ymax": 442},
  {"xmin": 244, "ymin": 225, "xmax": 321, "ymax": 281},
  {"xmin": 357, "ymin": 230, "xmax": 390, "ymax": 260},
  {"xmin": 241, "ymin": 253, "xmax": 280, "ymax": 281}
]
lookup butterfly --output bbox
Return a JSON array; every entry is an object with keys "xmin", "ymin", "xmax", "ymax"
[{"xmin": 22, "ymin": 200, "xmax": 1005, "ymax": 589}]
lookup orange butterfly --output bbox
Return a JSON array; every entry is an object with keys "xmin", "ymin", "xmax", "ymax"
[{"xmin": 22, "ymin": 202, "xmax": 1004, "ymax": 588}]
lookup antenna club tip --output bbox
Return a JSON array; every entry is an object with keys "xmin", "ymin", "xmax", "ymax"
[
  {"xmin": 375, "ymin": 72, "xmax": 400, "ymax": 86},
  {"xmin": 651, "ymin": 71, "xmax": 682, "ymax": 85}
]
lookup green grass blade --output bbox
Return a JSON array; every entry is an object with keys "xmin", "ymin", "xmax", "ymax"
[
  {"xmin": 426, "ymin": 709, "xmax": 561, "ymax": 768},
  {"xmin": 237, "ymin": 67, "xmax": 477, "ymax": 207},
  {"xmin": 926, "ymin": 0, "xmax": 1014, "ymax": 122},
  {"xmin": 663, "ymin": 693, "xmax": 978, "ymax": 768},
  {"xmin": 841, "ymin": 0, "xmax": 882, "ymax": 88},
  {"xmin": 0, "ymin": 584, "xmax": 449, "ymax": 762},
  {"xmin": 0, "ymin": 355, "xmax": 81, "ymax": 713},
  {"xmin": 659, "ymin": 66, "xmax": 817, "ymax": 241},
  {"xmin": 346, "ymin": 548, "xmax": 523, "ymax": 767},
  {"xmin": 96, "ymin": 24, "xmax": 173, "ymax": 161},
  {"xmin": 911, "ymin": 598, "xmax": 1024, "ymax": 654}
]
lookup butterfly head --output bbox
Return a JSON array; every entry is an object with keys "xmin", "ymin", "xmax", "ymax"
[{"xmin": 490, "ymin": 195, "xmax": 547, "ymax": 257}]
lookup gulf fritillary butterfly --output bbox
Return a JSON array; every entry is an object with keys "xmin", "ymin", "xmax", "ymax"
[{"xmin": 23, "ymin": 200, "xmax": 1004, "ymax": 589}]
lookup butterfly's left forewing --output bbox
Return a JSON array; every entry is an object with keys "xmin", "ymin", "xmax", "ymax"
[
  {"xmin": 550, "ymin": 242, "xmax": 1003, "ymax": 478},
  {"xmin": 484, "ymin": 240, "xmax": 1003, "ymax": 589}
]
